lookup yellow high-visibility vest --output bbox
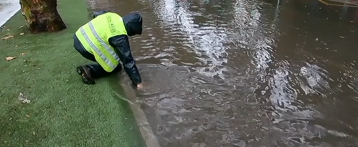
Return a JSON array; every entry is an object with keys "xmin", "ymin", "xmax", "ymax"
[{"xmin": 75, "ymin": 12, "xmax": 127, "ymax": 72}]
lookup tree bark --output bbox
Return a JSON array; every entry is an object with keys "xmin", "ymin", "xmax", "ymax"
[{"xmin": 20, "ymin": 0, "xmax": 66, "ymax": 33}]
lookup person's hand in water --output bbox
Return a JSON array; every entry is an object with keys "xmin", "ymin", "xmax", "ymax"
[{"xmin": 137, "ymin": 83, "xmax": 143, "ymax": 89}]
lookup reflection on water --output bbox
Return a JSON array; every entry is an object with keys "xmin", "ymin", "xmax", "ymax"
[
  {"xmin": 108, "ymin": 0, "xmax": 358, "ymax": 146},
  {"xmin": 153, "ymin": 0, "xmax": 230, "ymax": 79}
]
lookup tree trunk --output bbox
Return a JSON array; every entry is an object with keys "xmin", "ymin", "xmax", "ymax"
[{"xmin": 20, "ymin": 0, "xmax": 66, "ymax": 33}]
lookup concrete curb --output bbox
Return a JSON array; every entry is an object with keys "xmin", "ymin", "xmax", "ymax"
[
  {"xmin": 120, "ymin": 84, "xmax": 161, "ymax": 147},
  {"xmin": 129, "ymin": 100, "xmax": 161, "ymax": 147},
  {"xmin": 0, "ymin": 0, "xmax": 21, "ymax": 27}
]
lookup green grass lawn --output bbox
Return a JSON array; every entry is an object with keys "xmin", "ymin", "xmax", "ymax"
[{"xmin": 0, "ymin": 0, "xmax": 145, "ymax": 146}]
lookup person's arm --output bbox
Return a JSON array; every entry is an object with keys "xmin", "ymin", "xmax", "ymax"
[
  {"xmin": 109, "ymin": 35, "xmax": 142, "ymax": 87},
  {"xmin": 92, "ymin": 10, "xmax": 111, "ymax": 19}
]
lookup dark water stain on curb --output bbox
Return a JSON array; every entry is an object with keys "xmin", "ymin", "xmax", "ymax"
[{"xmin": 120, "ymin": 83, "xmax": 161, "ymax": 147}]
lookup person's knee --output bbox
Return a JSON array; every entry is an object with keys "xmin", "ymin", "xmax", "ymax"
[{"xmin": 73, "ymin": 35, "xmax": 83, "ymax": 52}]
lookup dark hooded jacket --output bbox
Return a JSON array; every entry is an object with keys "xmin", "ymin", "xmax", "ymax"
[{"xmin": 91, "ymin": 10, "xmax": 143, "ymax": 85}]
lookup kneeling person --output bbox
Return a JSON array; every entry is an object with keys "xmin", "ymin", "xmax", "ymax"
[{"xmin": 72, "ymin": 10, "xmax": 143, "ymax": 88}]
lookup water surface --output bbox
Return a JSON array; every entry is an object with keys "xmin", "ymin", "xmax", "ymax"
[{"xmin": 90, "ymin": 0, "xmax": 358, "ymax": 146}]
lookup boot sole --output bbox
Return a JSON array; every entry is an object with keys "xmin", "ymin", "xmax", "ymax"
[
  {"xmin": 76, "ymin": 67, "xmax": 83, "ymax": 75},
  {"xmin": 76, "ymin": 66, "xmax": 95, "ymax": 84}
]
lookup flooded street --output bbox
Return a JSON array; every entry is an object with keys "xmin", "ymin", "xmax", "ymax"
[{"xmin": 91, "ymin": 0, "xmax": 358, "ymax": 146}]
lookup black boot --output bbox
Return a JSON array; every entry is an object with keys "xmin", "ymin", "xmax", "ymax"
[{"xmin": 76, "ymin": 65, "xmax": 95, "ymax": 84}]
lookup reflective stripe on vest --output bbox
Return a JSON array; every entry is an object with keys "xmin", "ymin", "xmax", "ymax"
[
  {"xmin": 79, "ymin": 22, "xmax": 118, "ymax": 69},
  {"xmin": 75, "ymin": 13, "xmax": 127, "ymax": 72}
]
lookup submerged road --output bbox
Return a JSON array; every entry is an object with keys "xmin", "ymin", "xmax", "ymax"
[{"xmin": 90, "ymin": 0, "xmax": 358, "ymax": 146}]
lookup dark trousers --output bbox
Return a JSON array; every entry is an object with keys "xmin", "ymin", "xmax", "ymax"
[{"xmin": 73, "ymin": 34, "xmax": 122, "ymax": 79}]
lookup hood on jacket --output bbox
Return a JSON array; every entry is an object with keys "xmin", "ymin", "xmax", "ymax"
[{"xmin": 122, "ymin": 12, "xmax": 143, "ymax": 36}]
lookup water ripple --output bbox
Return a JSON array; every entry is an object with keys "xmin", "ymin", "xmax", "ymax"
[
  {"xmin": 112, "ymin": 0, "xmax": 358, "ymax": 146},
  {"xmin": 152, "ymin": 0, "xmax": 230, "ymax": 78}
]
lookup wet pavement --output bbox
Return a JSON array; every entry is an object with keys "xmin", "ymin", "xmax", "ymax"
[
  {"xmin": 89, "ymin": 0, "xmax": 358, "ymax": 146},
  {"xmin": 0, "ymin": 0, "xmax": 20, "ymax": 27}
]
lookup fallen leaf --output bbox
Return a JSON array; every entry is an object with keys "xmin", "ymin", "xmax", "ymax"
[
  {"xmin": 18, "ymin": 92, "xmax": 30, "ymax": 103},
  {"xmin": 5, "ymin": 56, "xmax": 16, "ymax": 61},
  {"xmin": 1, "ymin": 35, "xmax": 13, "ymax": 40},
  {"xmin": 23, "ymin": 99, "xmax": 30, "ymax": 103},
  {"xmin": 32, "ymin": 131, "xmax": 36, "ymax": 135},
  {"xmin": 21, "ymin": 53, "xmax": 26, "ymax": 55},
  {"xmin": 26, "ymin": 114, "xmax": 30, "ymax": 118},
  {"xmin": 20, "ymin": 33, "xmax": 24, "ymax": 35},
  {"xmin": 15, "ymin": 45, "xmax": 18, "ymax": 48}
]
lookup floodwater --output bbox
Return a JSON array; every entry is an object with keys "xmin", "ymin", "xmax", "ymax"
[{"xmin": 90, "ymin": 0, "xmax": 358, "ymax": 146}]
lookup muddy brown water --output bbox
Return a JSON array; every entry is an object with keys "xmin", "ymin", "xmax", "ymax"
[{"xmin": 89, "ymin": 0, "xmax": 358, "ymax": 146}]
